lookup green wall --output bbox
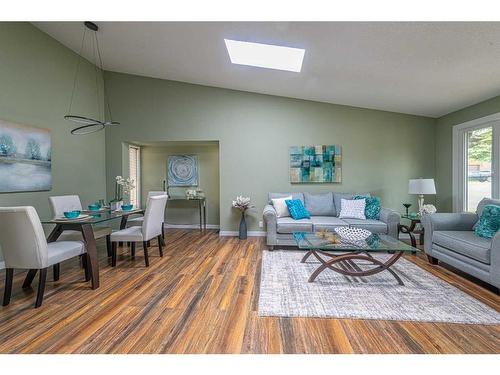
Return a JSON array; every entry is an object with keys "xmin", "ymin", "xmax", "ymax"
[
  {"xmin": 0, "ymin": 23, "xmax": 107, "ymax": 218},
  {"xmin": 105, "ymin": 71, "xmax": 436, "ymax": 232},
  {"xmin": 140, "ymin": 142, "xmax": 220, "ymax": 226},
  {"xmin": 436, "ymin": 95, "xmax": 500, "ymax": 211}
]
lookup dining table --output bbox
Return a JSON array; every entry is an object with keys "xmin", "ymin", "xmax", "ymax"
[{"xmin": 41, "ymin": 208, "xmax": 144, "ymax": 290}]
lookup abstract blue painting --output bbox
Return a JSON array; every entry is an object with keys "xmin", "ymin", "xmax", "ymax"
[
  {"xmin": 0, "ymin": 119, "xmax": 52, "ymax": 192},
  {"xmin": 290, "ymin": 145, "xmax": 342, "ymax": 183},
  {"xmin": 168, "ymin": 154, "xmax": 198, "ymax": 186}
]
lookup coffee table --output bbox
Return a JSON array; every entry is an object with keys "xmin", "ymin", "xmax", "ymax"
[{"xmin": 293, "ymin": 231, "xmax": 419, "ymax": 285}]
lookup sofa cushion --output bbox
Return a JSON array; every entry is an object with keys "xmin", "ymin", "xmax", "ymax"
[
  {"xmin": 304, "ymin": 192, "xmax": 335, "ymax": 216},
  {"xmin": 475, "ymin": 204, "xmax": 500, "ymax": 239},
  {"xmin": 333, "ymin": 193, "xmax": 370, "ymax": 217},
  {"xmin": 311, "ymin": 216, "xmax": 349, "ymax": 231},
  {"xmin": 277, "ymin": 217, "xmax": 313, "ymax": 234},
  {"xmin": 474, "ymin": 197, "xmax": 500, "ymax": 229},
  {"xmin": 269, "ymin": 192, "xmax": 304, "ymax": 204},
  {"xmin": 285, "ymin": 199, "xmax": 311, "ymax": 220},
  {"xmin": 433, "ymin": 231, "xmax": 491, "ymax": 264},
  {"xmin": 342, "ymin": 218, "xmax": 388, "ymax": 234},
  {"xmin": 271, "ymin": 196, "xmax": 292, "ymax": 218}
]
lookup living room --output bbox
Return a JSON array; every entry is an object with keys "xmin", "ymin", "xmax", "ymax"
[{"xmin": 0, "ymin": 0, "xmax": 498, "ymax": 372}]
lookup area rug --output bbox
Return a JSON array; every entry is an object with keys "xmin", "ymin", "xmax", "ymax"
[{"xmin": 258, "ymin": 250, "xmax": 500, "ymax": 324}]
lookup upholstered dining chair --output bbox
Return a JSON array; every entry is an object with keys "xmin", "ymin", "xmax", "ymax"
[
  {"xmin": 127, "ymin": 191, "xmax": 168, "ymax": 241},
  {"xmin": 0, "ymin": 206, "xmax": 87, "ymax": 308},
  {"xmin": 110, "ymin": 195, "xmax": 168, "ymax": 267},
  {"xmin": 49, "ymin": 195, "xmax": 112, "ymax": 256}
]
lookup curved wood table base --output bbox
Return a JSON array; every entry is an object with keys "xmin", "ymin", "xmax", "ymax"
[{"xmin": 307, "ymin": 250, "xmax": 405, "ymax": 285}]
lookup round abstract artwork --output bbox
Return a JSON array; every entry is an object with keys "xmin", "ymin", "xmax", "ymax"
[{"xmin": 168, "ymin": 155, "xmax": 198, "ymax": 186}]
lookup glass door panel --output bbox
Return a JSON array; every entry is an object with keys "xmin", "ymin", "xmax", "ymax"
[{"xmin": 466, "ymin": 126, "xmax": 492, "ymax": 212}]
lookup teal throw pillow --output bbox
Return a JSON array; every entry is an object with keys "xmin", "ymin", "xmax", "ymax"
[
  {"xmin": 353, "ymin": 195, "xmax": 381, "ymax": 220},
  {"xmin": 474, "ymin": 204, "xmax": 500, "ymax": 239},
  {"xmin": 285, "ymin": 199, "xmax": 311, "ymax": 220}
]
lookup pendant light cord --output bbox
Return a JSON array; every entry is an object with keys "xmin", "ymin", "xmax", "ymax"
[
  {"xmin": 91, "ymin": 30, "xmax": 102, "ymax": 122},
  {"xmin": 94, "ymin": 31, "xmax": 114, "ymax": 122},
  {"xmin": 67, "ymin": 28, "xmax": 87, "ymax": 115}
]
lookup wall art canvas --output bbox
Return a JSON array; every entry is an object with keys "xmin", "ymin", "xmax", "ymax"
[
  {"xmin": 168, "ymin": 154, "xmax": 199, "ymax": 186},
  {"xmin": 290, "ymin": 145, "xmax": 342, "ymax": 183},
  {"xmin": 0, "ymin": 119, "xmax": 52, "ymax": 192}
]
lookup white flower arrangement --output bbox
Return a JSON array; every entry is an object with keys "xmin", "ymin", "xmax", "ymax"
[
  {"xmin": 419, "ymin": 204, "xmax": 437, "ymax": 216},
  {"xmin": 232, "ymin": 196, "xmax": 254, "ymax": 212},
  {"xmin": 113, "ymin": 175, "xmax": 136, "ymax": 202}
]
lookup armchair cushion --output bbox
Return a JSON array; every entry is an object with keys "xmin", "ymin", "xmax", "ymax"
[
  {"xmin": 474, "ymin": 204, "xmax": 500, "ymax": 239},
  {"xmin": 433, "ymin": 231, "xmax": 491, "ymax": 264}
]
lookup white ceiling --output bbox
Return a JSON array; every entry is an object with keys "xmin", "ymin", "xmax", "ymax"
[{"xmin": 33, "ymin": 22, "xmax": 500, "ymax": 117}]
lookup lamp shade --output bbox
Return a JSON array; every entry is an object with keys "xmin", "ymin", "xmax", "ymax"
[{"xmin": 409, "ymin": 178, "xmax": 436, "ymax": 195}]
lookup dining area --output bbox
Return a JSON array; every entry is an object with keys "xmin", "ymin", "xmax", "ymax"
[{"xmin": 0, "ymin": 192, "xmax": 168, "ymax": 308}]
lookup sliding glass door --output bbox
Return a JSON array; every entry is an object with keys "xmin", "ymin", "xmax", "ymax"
[{"xmin": 453, "ymin": 116, "xmax": 500, "ymax": 212}]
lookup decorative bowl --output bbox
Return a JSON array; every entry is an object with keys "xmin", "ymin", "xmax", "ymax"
[
  {"xmin": 121, "ymin": 204, "xmax": 133, "ymax": 211},
  {"xmin": 63, "ymin": 211, "xmax": 80, "ymax": 219},
  {"xmin": 334, "ymin": 227, "xmax": 372, "ymax": 242},
  {"xmin": 88, "ymin": 204, "xmax": 100, "ymax": 211}
]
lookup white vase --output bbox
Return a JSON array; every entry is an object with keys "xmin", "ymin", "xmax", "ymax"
[{"xmin": 111, "ymin": 200, "xmax": 123, "ymax": 211}]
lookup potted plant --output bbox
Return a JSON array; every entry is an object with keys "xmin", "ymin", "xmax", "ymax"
[
  {"xmin": 111, "ymin": 176, "xmax": 135, "ymax": 210},
  {"xmin": 232, "ymin": 196, "xmax": 254, "ymax": 240}
]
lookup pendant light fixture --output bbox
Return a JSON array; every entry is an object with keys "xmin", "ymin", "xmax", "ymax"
[{"xmin": 65, "ymin": 21, "xmax": 119, "ymax": 135}]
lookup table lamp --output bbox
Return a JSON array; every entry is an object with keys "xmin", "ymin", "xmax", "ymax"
[{"xmin": 408, "ymin": 178, "xmax": 436, "ymax": 210}]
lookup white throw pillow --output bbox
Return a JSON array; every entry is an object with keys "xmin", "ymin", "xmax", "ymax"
[
  {"xmin": 339, "ymin": 198, "xmax": 366, "ymax": 220},
  {"xmin": 271, "ymin": 196, "xmax": 292, "ymax": 218}
]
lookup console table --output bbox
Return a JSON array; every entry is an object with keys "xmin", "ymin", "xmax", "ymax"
[{"xmin": 166, "ymin": 195, "xmax": 206, "ymax": 231}]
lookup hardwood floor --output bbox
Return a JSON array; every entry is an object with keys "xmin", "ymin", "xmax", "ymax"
[{"xmin": 0, "ymin": 229, "xmax": 499, "ymax": 354}]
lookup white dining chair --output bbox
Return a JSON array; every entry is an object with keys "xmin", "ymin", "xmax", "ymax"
[
  {"xmin": 0, "ymin": 206, "xmax": 87, "ymax": 308},
  {"xmin": 127, "ymin": 191, "xmax": 168, "ymax": 241},
  {"xmin": 110, "ymin": 195, "xmax": 168, "ymax": 267},
  {"xmin": 49, "ymin": 195, "xmax": 112, "ymax": 256}
]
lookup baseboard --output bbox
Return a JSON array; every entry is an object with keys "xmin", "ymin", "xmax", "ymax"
[
  {"xmin": 164, "ymin": 223, "xmax": 220, "ymax": 230},
  {"xmin": 219, "ymin": 230, "xmax": 266, "ymax": 237}
]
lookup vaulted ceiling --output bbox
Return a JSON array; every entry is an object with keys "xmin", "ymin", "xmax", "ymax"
[{"xmin": 34, "ymin": 22, "xmax": 500, "ymax": 117}]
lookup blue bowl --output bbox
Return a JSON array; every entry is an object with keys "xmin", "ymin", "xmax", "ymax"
[
  {"xmin": 88, "ymin": 204, "xmax": 100, "ymax": 211},
  {"xmin": 121, "ymin": 204, "xmax": 133, "ymax": 211},
  {"xmin": 63, "ymin": 211, "xmax": 80, "ymax": 219}
]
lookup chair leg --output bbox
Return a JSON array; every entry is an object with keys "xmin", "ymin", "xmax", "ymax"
[
  {"xmin": 3, "ymin": 268, "xmax": 14, "ymax": 306},
  {"xmin": 161, "ymin": 222, "xmax": 165, "ymax": 239},
  {"xmin": 131, "ymin": 242, "xmax": 136, "ymax": 258},
  {"xmin": 147, "ymin": 240, "xmax": 151, "ymax": 247},
  {"xmin": 53, "ymin": 264, "xmax": 60, "ymax": 281},
  {"xmin": 111, "ymin": 242, "xmax": 118, "ymax": 267},
  {"xmin": 157, "ymin": 235, "xmax": 163, "ymax": 257},
  {"xmin": 106, "ymin": 235, "xmax": 112, "ymax": 257},
  {"xmin": 35, "ymin": 268, "xmax": 47, "ymax": 308},
  {"xmin": 22, "ymin": 269, "xmax": 38, "ymax": 289},
  {"xmin": 143, "ymin": 241, "xmax": 149, "ymax": 267},
  {"xmin": 82, "ymin": 255, "xmax": 90, "ymax": 281}
]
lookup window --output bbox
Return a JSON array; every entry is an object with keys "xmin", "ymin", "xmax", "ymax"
[
  {"xmin": 128, "ymin": 145, "xmax": 140, "ymax": 207},
  {"xmin": 453, "ymin": 114, "xmax": 500, "ymax": 212}
]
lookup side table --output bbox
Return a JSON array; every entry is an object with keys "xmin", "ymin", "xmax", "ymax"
[{"xmin": 398, "ymin": 215, "xmax": 424, "ymax": 250}]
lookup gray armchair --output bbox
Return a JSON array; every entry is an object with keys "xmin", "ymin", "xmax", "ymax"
[{"xmin": 421, "ymin": 203, "xmax": 500, "ymax": 290}]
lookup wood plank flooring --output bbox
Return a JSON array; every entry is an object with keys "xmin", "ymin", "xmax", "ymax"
[{"xmin": 0, "ymin": 229, "xmax": 499, "ymax": 354}]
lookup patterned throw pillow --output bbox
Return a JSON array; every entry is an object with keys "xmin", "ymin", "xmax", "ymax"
[
  {"xmin": 353, "ymin": 195, "xmax": 381, "ymax": 220},
  {"xmin": 339, "ymin": 198, "xmax": 366, "ymax": 220},
  {"xmin": 474, "ymin": 204, "xmax": 500, "ymax": 239},
  {"xmin": 285, "ymin": 199, "xmax": 311, "ymax": 220}
]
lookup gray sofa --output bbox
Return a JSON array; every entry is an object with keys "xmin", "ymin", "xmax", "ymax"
[
  {"xmin": 263, "ymin": 192, "xmax": 400, "ymax": 248},
  {"xmin": 421, "ymin": 198, "xmax": 500, "ymax": 289}
]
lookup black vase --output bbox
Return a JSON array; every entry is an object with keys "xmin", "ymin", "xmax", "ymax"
[{"xmin": 239, "ymin": 211, "xmax": 247, "ymax": 240}]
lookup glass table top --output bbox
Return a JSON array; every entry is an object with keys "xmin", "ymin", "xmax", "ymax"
[
  {"xmin": 41, "ymin": 208, "xmax": 143, "ymax": 224},
  {"xmin": 167, "ymin": 195, "xmax": 205, "ymax": 201},
  {"xmin": 293, "ymin": 231, "xmax": 418, "ymax": 252}
]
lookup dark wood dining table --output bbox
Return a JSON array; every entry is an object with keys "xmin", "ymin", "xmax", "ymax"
[{"xmin": 41, "ymin": 208, "xmax": 144, "ymax": 289}]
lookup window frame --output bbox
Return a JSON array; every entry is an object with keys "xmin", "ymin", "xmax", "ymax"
[
  {"xmin": 128, "ymin": 145, "xmax": 141, "ymax": 208},
  {"xmin": 452, "ymin": 112, "xmax": 500, "ymax": 212}
]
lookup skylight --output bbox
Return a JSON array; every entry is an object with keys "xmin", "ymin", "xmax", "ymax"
[{"xmin": 224, "ymin": 39, "xmax": 305, "ymax": 73}]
